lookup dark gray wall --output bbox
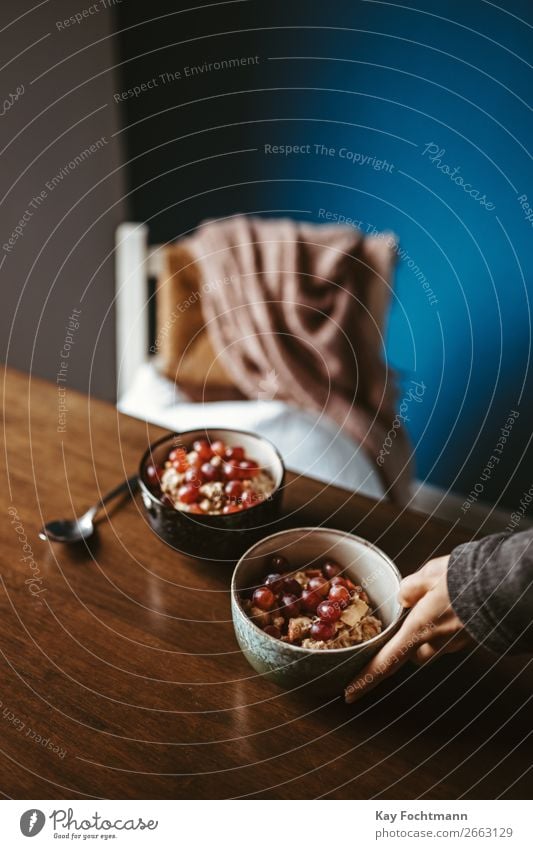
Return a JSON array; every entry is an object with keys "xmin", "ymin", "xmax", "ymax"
[{"xmin": 1, "ymin": 0, "xmax": 126, "ymax": 402}]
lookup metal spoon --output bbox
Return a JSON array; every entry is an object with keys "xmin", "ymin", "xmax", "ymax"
[{"xmin": 39, "ymin": 475, "xmax": 139, "ymax": 543}]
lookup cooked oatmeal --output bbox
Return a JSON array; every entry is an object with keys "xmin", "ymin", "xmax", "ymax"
[
  {"xmin": 240, "ymin": 554, "xmax": 383, "ymax": 650},
  {"xmin": 148, "ymin": 437, "xmax": 275, "ymax": 515}
]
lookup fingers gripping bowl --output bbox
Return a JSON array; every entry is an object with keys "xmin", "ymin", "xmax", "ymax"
[
  {"xmin": 231, "ymin": 528, "xmax": 403, "ymax": 693},
  {"xmin": 139, "ymin": 430, "xmax": 285, "ymax": 560}
]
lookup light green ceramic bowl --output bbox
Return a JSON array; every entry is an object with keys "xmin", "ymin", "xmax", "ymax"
[{"xmin": 231, "ymin": 527, "xmax": 403, "ymax": 695}]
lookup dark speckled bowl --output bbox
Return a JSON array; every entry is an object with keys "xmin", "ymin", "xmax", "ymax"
[
  {"xmin": 138, "ymin": 429, "xmax": 285, "ymax": 562},
  {"xmin": 232, "ymin": 527, "xmax": 403, "ymax": 695}
]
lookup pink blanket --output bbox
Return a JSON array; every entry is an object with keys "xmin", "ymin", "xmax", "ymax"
[{"xmin": 188, "ymin": 215, "xmax": 412, "ymax": 503}]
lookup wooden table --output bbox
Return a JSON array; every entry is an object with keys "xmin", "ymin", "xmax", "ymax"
[{"xmin": 1, "ymin": 366, "xmax": 531, "ymax": 799}]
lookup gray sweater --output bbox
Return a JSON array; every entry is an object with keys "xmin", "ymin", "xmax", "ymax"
[{"xmin": 448, "ymin": 529, "xmax": 533, "ymax": 654}]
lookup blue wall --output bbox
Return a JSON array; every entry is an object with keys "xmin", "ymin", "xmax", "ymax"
[{"xmin": 118, "ymin": 0, "xmax": 533, "ymax": 510}]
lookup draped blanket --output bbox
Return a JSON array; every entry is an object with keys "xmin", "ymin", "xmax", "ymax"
[{"xmin": 185, "ymin": 215, "xmax": 412, "ymax": 503}]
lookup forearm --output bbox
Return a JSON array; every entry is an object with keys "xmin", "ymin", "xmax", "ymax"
[{"xmin": 447, "ymin": 529, "xmax": 533, "ymax": 654}]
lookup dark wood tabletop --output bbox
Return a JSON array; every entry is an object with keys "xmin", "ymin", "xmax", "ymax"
[{"xmin": 1, "ymin": 366, "xmax": 531, "ymax": 800}]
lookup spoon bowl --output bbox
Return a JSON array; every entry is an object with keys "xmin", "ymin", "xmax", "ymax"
[
  {"xmin": 39, "ymin": 476, "xmax": 138, "ymax": 544},
  {"xmin": 39, "ymin": 516, "xmax": 95, "ymax": 544}
]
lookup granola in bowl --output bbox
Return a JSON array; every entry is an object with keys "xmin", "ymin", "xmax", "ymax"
[
  {"xmin": 147, "ymin": 437, "xmax": 275, "ymax": 515},
  {"xmin": 240, "ymin": 554, "xmax": 382, "ymax": 650}
]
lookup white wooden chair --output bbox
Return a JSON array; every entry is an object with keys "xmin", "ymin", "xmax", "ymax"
[{"xmin": 114, "ymin": 222, "xmax": 165, "ymax": 403}]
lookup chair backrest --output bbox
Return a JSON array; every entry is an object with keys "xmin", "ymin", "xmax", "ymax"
[
  {"xmin": 113, "ymin": 225, "xmax": 526, "ymax": 532},
  {"xmin": 114, "ymin": 223, "xmax": 164, "ymax": 401}
]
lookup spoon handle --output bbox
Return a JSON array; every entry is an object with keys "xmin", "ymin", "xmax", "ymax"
[{"xmin": 90, "ymin": 475, "xmax": 139, "ymax": 519}]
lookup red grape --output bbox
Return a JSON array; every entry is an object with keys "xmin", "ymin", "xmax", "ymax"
[
  {"xmin": 310, "ymin": 620, "xmax": 336, "ymax": 641},
  {"xmin": 224, "ymin": 480, "xmax": 243, "ymax": 501},
  {"xmin": 222, "ymin": 461, "xmax": 240, "ymax": 481},
  {"xmin": 317, "ymin": 600, "xmax": 342, "ymax": 622},
  {"xmin": 308, "ymin": 576, "xmax": 330, "ymax": 597},
  {"xmin": 193, "ymin": 439, "xmax": 212, "ymax": 461},
  {"xmin": 210, "ymin": 440, "xmax": 226, "ymax": 457},
  {"xmin": 280, "ymin": 593, "xmax": 301, "ymax": 618},
  {"xmin": 200, "ymin": 462, "xmax": 220, "ymax": 482},
  {"xmin": 188, "ymin": 452, "xmax": 203, "ymax": 470},
  {"xmin": 184, "ymin": 467, "xmax": 201, "ymax": 485},
  {"xmin": 169, "ymin": 447, "xmax": 188, "ymax": 472},
  {"xmin": 282, "ymin": 577, "xmax": 302, "ymax": 596},
  {"xmin": 329, "ymin": 584, "xmax": 350, "ymax": 607},
  {"xmin": 263, "ymin": 625, "xmax": 281, "ymax": 639},
  {"xmin": 253, "ymin": 586, "xmax": 276, "ymax": 611},
  {"xmin": 330, "ymin": 576, "xmax": 348, "ymax": 588},
  {"xmin": 322, "ymin": 560, "xmax": 342, "ymax": 579},
  {"xmin": 237, "ymin": 460, "xmax": 259, "ymax": 478},
  {"xmin": 264, "ymin": 573, "xmax": 284, "ymax": 594},
  {"xmin": 301, "ymin": 587, "xmax": 322, "ymax": 613},
  {"xmin": 225, "ymin": 445, "xmax": 245, "ymax": 461},
  {"xmin": 178, "ymin": 483, "xmax": 200, "ymax": 504}
]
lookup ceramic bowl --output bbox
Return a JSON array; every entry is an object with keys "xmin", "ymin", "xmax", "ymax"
[
  {"xmin": 138, "ymin": 429, "xmax": 285, "ymax": 561},
  {"xmin": 231, "ymin": 527, "xmax": 403, "ymax": 694}
]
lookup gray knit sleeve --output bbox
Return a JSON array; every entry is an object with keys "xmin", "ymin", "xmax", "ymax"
[{"xmin": 447, "ymin": 529, "xmax": 533, "ymax": 654}]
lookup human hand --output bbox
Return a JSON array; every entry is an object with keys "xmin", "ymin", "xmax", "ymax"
[{"xmin": 345, "ymin": 555, "xmax": 475, "ymax": 704}]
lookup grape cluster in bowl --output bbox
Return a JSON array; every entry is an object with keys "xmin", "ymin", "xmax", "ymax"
[
  {"xmin": 146, "ymin": 437, "xmax": 275, "ymax": 515},
  {"xmin": 241, "ymin": 554, "xmax": 382, "ymax": 650}
]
